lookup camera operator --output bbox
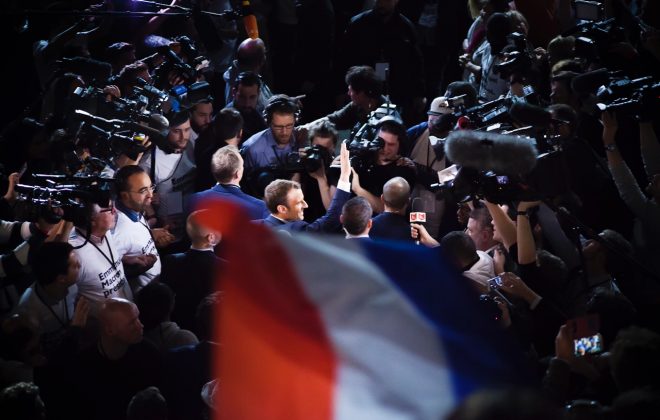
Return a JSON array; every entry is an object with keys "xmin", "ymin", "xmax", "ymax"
[
  {"xmin": 298, "ymin": 120, "xmax": 339, "ymax": 222},
  {"xmin": 241, "ymin": 95, "xmax": 307, "ymax": 193},
  {"xmin": 460, "ymin": 12, "xmax": 512, "ymax": 102},
  {"xmin": 138, "ymin": 110, "xmax": 196, "ymax": 243},
  {"xmin": 349, "ymin": 118, "xmax": 417, "ymax": 214},
  {"xmin": 307, "ymin": 66, "xmax": 386, "ymax": 132}
]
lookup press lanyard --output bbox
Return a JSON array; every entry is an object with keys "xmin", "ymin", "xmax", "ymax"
[{"xmin": 34, "ymin": 286, "xmax": 70, "ymax": 328}]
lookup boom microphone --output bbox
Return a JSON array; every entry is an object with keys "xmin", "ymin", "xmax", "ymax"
[
  {"xmin": 508, "ymin": 102, "xmax": 553, "ymax": 128},
  {"xmin": 571, "ymin": 68, "xmax": 610, "ymax": 95},
  {"xmin": 242, "ymin": 0, "xmax": 259, "ymax": 39},
  {"xmin": 445, "ymin": 130, "xmax": 538, "ymax": 175}
]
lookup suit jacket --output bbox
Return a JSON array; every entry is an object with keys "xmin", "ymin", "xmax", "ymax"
[
  {"xmin": 160, "ymin": 249, "xmax": 222, "ymax": 331},
  {"xmin": 257, "ymin": 189, "xmax": 350, "ymax": 233},
  {"xmin": 370, "ymin": 212, "xmax": 414, "ymax": 242},
  {"xmin": 188, "ymin": 184, "xmax": 269, "ymax": 220}
]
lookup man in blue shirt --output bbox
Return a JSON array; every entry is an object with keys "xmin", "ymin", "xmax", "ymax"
[{"xmin": 240, "ymin": 95, "xmax": 303, "ymax": 182}]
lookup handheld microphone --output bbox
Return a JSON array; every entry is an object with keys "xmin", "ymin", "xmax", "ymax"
[
  {"xmin": 410, "ymin": 197, "xmax": 427, "ymax": 245},
  {"xmin": 242, "ymin": 0, "xmax": 259, "ymax": 39},
  {"xmin": 445, "ymin": 130, "xmax": 538, "ymax": 175}
]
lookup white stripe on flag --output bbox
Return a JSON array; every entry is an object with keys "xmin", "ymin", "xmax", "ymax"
[{"xmin": 279, "ymin": 234, "xmax": 456, "ymax": 420}]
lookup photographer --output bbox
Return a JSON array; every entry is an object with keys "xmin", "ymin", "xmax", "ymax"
[
  {"xmin": 308, "ymin": 66, "xmax": 386, "ymax": 132},
  {"xmin": 460, "ymin": 12, "xmax": 512, "ymax": 102},
  {"xmin": 349, "ymin": 118, "xmax": 417, "ymax": 214},
  {"xmin": 601, "ymin": 110, "xmax": 660, "ymax": 300},
  {"xmin": 298, "ymin": 120, "xmax": 338, "ymax": 222}
]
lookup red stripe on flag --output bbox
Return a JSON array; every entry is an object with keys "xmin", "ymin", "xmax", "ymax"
[{"xmin": 198, "ymin": 199, "xmax": 337, "ymax": 420}]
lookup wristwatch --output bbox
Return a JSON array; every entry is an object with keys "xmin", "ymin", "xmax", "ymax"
[{"xmin": 604, "ymin": 143, "xmax": 617, "ymax": 152}]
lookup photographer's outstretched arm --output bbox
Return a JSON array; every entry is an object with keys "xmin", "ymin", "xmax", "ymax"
[
  {"xmin": 350, "ymin": 169, "xmax": 384, "ymax": 214},
  {"xmin": 602, "ymin": 111, "xmax": 648, "ymax": 214},
  {"xmin": 640, "ymin": 121, "xmax": 660, "ymax": 177},
  {"xmin": 484, "ymin": 200, "xmax": 517, "ymax": 250},
  {"xmin": 516, "ymin": 201, "xmax": 540, "ymax": 265}
]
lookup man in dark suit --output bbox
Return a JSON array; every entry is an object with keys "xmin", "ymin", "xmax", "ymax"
[
  {"xmin": 188, "ymin": 145, "xmax": 269, "ymax": 220},
  {"xmin": 341, "ymin": 197, "xmax": 373, "ymax": 241},
  {"xmin": 258, "ymin": 143, "xmax": 351, "ymax": 233},
  {"xmin": 370, "ymin": 176, "xmax": 414, "ymax": 242},
  {"xmin": 160, "ymin": 210, "xmax": 223, "ymax": 331}
]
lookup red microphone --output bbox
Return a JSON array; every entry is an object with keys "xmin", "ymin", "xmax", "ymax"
[
  {"xmin": 410, "ymin": 198, "xmax": 427, "ymax": 245},
  {"xmin": 242, "ymin": 0, "xmax": 259, "ymax": 39}
]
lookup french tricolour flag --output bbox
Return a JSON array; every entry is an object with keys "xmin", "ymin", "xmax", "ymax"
[{"xmin": 197, "ymin": 199, "xmax": 530, "ymax": 420}]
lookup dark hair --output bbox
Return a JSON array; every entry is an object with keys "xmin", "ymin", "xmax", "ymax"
[
  {"xmin": 212, "ymin": 108, "xmax": 243, "ymax": 142},
  {"xmin": 32, "ymin": 242, "xmax": 74, "ymax": 286},
  {"xmin": 548, "ymin": 104, "xmax": 578, "ymax": 133},
  {"xmin": 233, "ymin": 71, "xmax": 262, "ymax": 89},
  {"xmin": 441, "ymin": 231, "xmax": 478, "ymax": 265},
  {"xmin": 445, "ymin": 81, "xmax": 479, "ymax": 108},
  {"xmin": 115, "ymin": 165, "xmax": 147, "ymax": 194},
  {"xmin": 263, "ymin": 94, "xmax": 299, "ymax": 124},
  {"xmin": 195, "ymin": 291, "xmax": 222, "ymax": 341},
  {"xmin": 341, "ymin": 197, "xmax": 373, "ymax": 235},
  {"xmin": 469, "ymin": 207, "xmax": 493, "ymax": 231},
  {"xmin": 345, "ymin": 66, "xmax": 382, "ymax": 99},
  {"xmin": 378, "ymin": 119, "xmax": 409, "ymax": 156},
  {"xmin": 135, "ymin": 282, "xmax": 175, "ymax": 330},
  {"xmin": 308, "ymin": 120, "xmax": 338, "ymax": 145},
  {"xmin": 264, "ymin": 180, "xmax": 300, "ymax": 214}
]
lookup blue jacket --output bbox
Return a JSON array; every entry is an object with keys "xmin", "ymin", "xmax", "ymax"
[
  {"xmin": 257, "ymin": 189, "xmax": 350, "ymax": 233},
  {"xmin": 188, "ymin": 184, "xmax": 269, "ymax": 221}
]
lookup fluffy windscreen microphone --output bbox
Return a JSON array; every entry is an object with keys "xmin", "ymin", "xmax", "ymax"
[
  {"xmin": 509, "ymin": 102, "xmax": 553, "ymax": 127},
  {"xmin": 571, "ymin": 68, "xmax": 609, "ymax": 95},
  {"xmin": 445, "ymin": 130, "xmax": 538, "ymax": 175}
]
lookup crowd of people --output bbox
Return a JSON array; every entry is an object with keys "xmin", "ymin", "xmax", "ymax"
[{"xmin": 1, "ymin": 0, "xmax": 660, "ymax": 418}]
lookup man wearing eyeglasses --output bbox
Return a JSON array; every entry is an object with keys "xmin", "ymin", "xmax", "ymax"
[
  {"xmin": 240, "ymin": 94, "xmax": 306, "ymax": 193},
  {"xmin": 113, "ymin": 165, "xmax": 169, "ymax": 293},
  {"xmin": 69, "ymin": 200, "xmax": 133, "ymax": 313}
]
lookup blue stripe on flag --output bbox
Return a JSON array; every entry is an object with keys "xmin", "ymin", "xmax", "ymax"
[{"xmin": 359, "ymin": 240, "xmax": 532, "ymax": 399}]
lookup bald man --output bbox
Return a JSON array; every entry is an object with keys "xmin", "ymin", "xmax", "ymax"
[
  {"xmin": 72, "ymin": 298, "xmax": 161, "ymax": 420},
  {"xmin": 160, "ymin": 210, "xmax": 223, "ymax": 331},
  {"xmin": 223, "ymin": 37, "xmax": 273, "ymax": 113},
  {"xmin": 369, "ymin": 177, "xmax": 414, "ymax": 242}
]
